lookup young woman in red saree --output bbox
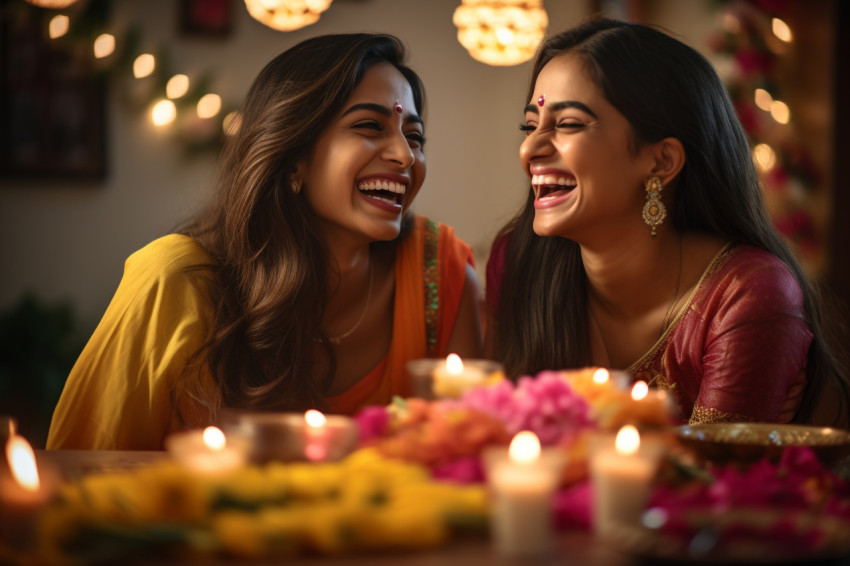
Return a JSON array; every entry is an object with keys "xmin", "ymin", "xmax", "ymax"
[{"xmin": 485, "ymin": 19, "xmax": 848, "ymax": 428}]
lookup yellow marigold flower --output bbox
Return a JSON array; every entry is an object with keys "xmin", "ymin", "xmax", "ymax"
[
  {"xmin": 287, "ymin": 463, "xmax": 344, "ymax": 501},
  {"xmin": 213, "ymin": 465, "xmax": 289, "ymax": 508},
  {"xmin": 212, "ymin": 510, "xmax": 273, "ymax": 559},
  {"xmin": 356, "ymin": 502, "xmax": 447, "ymax": 549},
  {"xmin": 302, "ymin": 503, "xmax": 357, "ymax": 554},
  {"xmin": 130, "ymin": 464, "xmax": 211, "ymax": 522}
]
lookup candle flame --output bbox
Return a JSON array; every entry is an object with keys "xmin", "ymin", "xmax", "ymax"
[
  {"xmin": 615, "ymin": 425, "xmax": 640, "ymax": 456},
  {"xmin": 305, "ymin": 409, "xmax": 326, "ymax": 428},
  {"xmin": 631, "ymin": 381, "xmax": 649, "ymax": 401},
  {"xmin": 508, "ymin": 431, "xmax": 541, "ymax": 463},
  {"xmin": 592, "ymin": 368, "xmax": 609, "ymax": 384},
  {"xmin": 445, "ymin": 353, "xmax": 464, "ymax": 375},
  {"xmin": 6, "ymin": 435, "xmax": 40, "ymax": 491},
  {"xmin": 202, "ymin": 426, "xmax": 226, "ymax": 450}
]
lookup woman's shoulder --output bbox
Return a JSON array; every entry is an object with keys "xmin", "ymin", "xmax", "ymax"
[
  {"xmin": 717, "ymin": 244, "xmax": 798, "ymax": 283},
  {"xmin": 708, "ymin": 243, "xmax": 805, "ymax": 308},
  {"xmin": 126, "ymin": 234, "xmax": 212, "ymax": 273},
  {"xmin": 120, "ymin": 234, "xmax": 215, "ymax": 296}
]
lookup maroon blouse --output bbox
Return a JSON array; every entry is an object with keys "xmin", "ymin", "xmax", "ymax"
[{"xmin": 486, "ymin": 238, "xmax": 813, "ymax": 424}]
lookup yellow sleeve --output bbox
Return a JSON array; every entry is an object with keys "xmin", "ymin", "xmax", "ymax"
[{"xmin": 46, "ymin": 235, "xmax": 213, "ymax": 450}]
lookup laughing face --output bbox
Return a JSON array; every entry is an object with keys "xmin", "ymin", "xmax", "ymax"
[
  {"xmin": 520, "ymin": 54, "xmax": 654, "ymax": 242},
  {"xmin": 297, "ymin": 62, "xmax": 425, "ymax": 245}
]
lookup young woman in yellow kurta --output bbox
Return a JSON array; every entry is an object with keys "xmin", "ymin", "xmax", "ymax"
[{"xmin": 47, "ymin": 34, "xmax": 483, "ymax": 450}]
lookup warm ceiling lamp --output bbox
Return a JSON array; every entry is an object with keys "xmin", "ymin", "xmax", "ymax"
[
  {"xmin": 24, "ymin": 0, "xmax": 80, "ymax": 7},
  {"xmin": 244, "ymin": 0, "xmax": 333, "ymax": 32},
  {"xmin": 453, "ymin": 0, "xmax": 548, "ymax": 66}
]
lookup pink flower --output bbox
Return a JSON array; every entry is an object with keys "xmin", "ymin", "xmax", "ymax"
[
  {"xmin": 353, "ymin": 405, "xmax": 389, "ymax": 444},
  {"xmin": 432, "ymin": 456, "xmax": 485, "ymax": 483}
]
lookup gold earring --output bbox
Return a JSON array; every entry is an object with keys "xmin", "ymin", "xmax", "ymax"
[
  {"xmin": 642, "ymin": 176, "xmax": 666, "ymax": 238},
  {"xmin": 291, "ymin": 179, "xmax": 301, "ymax": 194}
]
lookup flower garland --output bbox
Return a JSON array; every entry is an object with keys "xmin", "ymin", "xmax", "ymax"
[{"xmin": 707, "ymin": 0, "xmax": 825, "ymax": 275}]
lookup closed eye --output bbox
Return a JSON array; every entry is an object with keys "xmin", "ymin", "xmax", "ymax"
[
  {"xmin": 406, "ymin": 132, "xmax": 426, "ymax": 148},
  {"xmin": 352, "ymin": 120, "xmax": 382, "ymax": 132}
]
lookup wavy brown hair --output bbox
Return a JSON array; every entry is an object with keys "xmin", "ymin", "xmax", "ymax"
[
  {"xmin": 492, "ymin": 18, "xmax": 848, "ymax": 427},
  {"xmin": 177, "ymin": 34, "xmax": 424, "ymax": 423}
]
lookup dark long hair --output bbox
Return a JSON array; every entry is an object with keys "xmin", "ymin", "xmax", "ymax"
[
  {"xmin": 493, "ymin": 18, "xmax": 847, "ymax": 426},
  {"xmin": 178, "ymin": 34, "xmax": 424, "ymax": 422}
]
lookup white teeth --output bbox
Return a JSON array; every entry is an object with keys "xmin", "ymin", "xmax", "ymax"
[
  {"xmin": 357, "ymin": 180, "xmax": 407, "ymax": 194},
  {"xmin": 368, "ymin": 194, "xmax": 398, "ymax": 205},
  {"xmin": 531, "ymin": 174, "xmax": 577, "ymax": 187}
]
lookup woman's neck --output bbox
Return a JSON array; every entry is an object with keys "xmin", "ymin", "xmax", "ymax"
[{"xmin": 582, "ymin": 232, "xmax": 683, "ymax": 320}]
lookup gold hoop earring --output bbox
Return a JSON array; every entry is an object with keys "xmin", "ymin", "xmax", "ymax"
[
  {"xmin": 642, "ymin": 176, "xmax": 666, "ymax": 238},
  {"xmin": 291, "ymin": 179, "xmax": 301, "ymax": 194}
]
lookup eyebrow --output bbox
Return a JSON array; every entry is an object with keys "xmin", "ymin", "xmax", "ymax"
[
  {"xmin": 523, "ymin": 100, "xmax": 598, "ymax": 119},
  {"xmin": 341, "ymin": 102, "xmax": 423, "ymax": 125}
]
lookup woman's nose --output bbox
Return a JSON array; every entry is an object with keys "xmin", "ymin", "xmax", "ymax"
[
  {"xmin": 519, "ymin": 128, "xmax": 554, "ymax": 164},
  {"xmin": 383, "ymin": 131, "xmax": 416, "ymax": 169}
]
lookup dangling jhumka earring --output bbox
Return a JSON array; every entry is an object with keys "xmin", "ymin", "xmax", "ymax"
[
  {"xmin": 291, "ymin": 179, "xmax": 301, "ymax": 194},
  {"xmin": 642, "ymin": 175, "xmax": 666, "ymax": 238}
]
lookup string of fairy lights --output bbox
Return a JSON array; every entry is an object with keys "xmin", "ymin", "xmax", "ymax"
[
  {"xmin": 708, "ymin": 0, "xmax": 826, "ymax": 274},
  {"xmin": 17, "ymin": 0, "xmax": 239, "ymax": 156},
  {"xmin": 15, "ymin": 0, "xmax": 828, "ymax": 273},
  {"xmin": 20, "ymin": 0, "xmax": 552, "ymax": 158}
]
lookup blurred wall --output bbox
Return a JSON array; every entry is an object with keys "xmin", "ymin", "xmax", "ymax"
[{"xmin": 0, "ymin": 0, "xmax": 718, "ymax": 326}]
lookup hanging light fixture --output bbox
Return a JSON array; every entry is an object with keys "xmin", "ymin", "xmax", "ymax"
[
  {"xmin": 453, "ymin": 0, "xmax": 548, "ymax": 66},
  {"xmin": 244, "ymin": 0, "xmax": 334, "ymax": 32},
  {"xmin": 24, "ymin": 0, "xmax": 80, "ymax": 7}
]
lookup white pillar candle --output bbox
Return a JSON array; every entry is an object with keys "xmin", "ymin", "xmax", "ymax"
[
  {"xmin": 485, "ymin": 431, "xmax": 565, "ymax": 558},
  {"xmin": 590, "ymin": 425, "xmax": 659, "ymax": 539},
  {"xmin": 165, "ymin": 426, "xmax": 247, "ymax": 473}
]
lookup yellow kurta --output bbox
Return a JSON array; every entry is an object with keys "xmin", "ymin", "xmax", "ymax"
[{"xmin": 47, "ymin": 217, "xmax": 473, "ymax": 450}]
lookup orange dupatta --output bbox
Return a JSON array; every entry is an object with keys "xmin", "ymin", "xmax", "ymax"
[{"xmin": 325, "ymin": 216, "xmax": 473, "ymax": 414}]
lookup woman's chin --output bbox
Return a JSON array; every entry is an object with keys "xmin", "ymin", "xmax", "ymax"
[{"xmin": 532, "ymin": 218, "xmax": 568, "ymax": 239}]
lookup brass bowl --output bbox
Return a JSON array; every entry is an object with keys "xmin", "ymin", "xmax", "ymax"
[{"xmin": 673, "ymin": 423, "xmax": 850, "ymax": 468}]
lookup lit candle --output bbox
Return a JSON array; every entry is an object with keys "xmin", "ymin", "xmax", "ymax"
[
  {"xmin": 630, "ymin": 380, "xmax": 676, "ymax": 426},
  {"xmin": 485, "ymin": 431, "xmax": 565, "ymax": 557},
  {"xmin": 234, "ymin": 411, "xmax": 359, "ymax": 463},
  {"xmin": 590, "ymin": 425, "xmax": 659, "ymax": 539},
  {"xmin": 407, "ymin": 356, "xmax": 503, "ymax": 399},
  {"xmin": 0, "ymin": 434, "xmax": 56, "ymax": 550},
  {"xmin": 433, "ymin": 354, "xmax": 505, "ymax": 398},
  {"xmin": 298, "ymin": 410, "xmax": 358, "ymax": 463},
  {"xmin": 165, "ymin": 426, "xmax": 247, "ymax": 474}
]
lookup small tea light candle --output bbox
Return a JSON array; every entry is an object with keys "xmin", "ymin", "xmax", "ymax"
[
  {"xmin": 407, "ymin": 356, "xmax": 502, "ymax": 399},
  {"xmin": 1, "ymin": 434, "xmax": 57, "ymax": 550},
  {"xmin": 630, "ymin": 381, "xmax": 676, "ymax": 426},
  {"xmin": 433, "ymin": 354, "xmax": 487, "ymax": 398},
  {"xmin": 165, "ymin": 426, "xmax": 247, "ymax": 474},
  {"xmin": 485, "ymin": 431, "xmax": 565, "ymax": 558},
  {"xmin": 590, "ymin": 425, "xmax": 659, "ymax": 539},
  {"xmin": 236, "ymin": 411, "xmax": 359, "ymax": 463},
  {"xmin": 299, "ymin": 410, "xmax": 359, "ymax": 463}
]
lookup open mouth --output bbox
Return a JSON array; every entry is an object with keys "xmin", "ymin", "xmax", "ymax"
[
  {"xmin": 532, "ymin": 174, "xmax": 577, "ymax": 201},
  {"xmin": 357, "ymin": 179, "xmax": 407, "ymax": 206}
]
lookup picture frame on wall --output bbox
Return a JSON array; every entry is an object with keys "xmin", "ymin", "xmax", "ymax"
[
  {"xmin": 180, "ymin": 0, "xmax": 234, "ymax": 37},
  {"xmin": 0, "ymin": 7, "xmax": 107, "ymax": 181}
]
